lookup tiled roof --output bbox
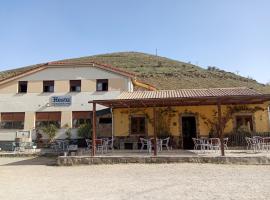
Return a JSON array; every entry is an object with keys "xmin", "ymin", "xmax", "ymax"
[{"xmin": 117, "ymin": 87, "xmax": 261, "ymax": 100}]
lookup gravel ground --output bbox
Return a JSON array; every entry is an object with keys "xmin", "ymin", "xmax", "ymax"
[{"xmin": 0, "ymin": 157, "xmax": 270, "ymax": 200}]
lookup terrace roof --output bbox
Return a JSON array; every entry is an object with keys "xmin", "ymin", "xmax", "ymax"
[{"xmin": 89, "ymin": 87, "xmax": 270, "ymax": 108}]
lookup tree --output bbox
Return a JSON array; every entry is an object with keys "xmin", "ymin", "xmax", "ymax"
[
  {"xmin": 77, "ymin": 123, "xmax": 92, "ymax": 139},
  {"xmin": 200, "ymin": 105, "xmax": 264, "ymax": 156},
  {"xmin": 41, "ymin": 124, "xmax": 58, "ymax": 143}
]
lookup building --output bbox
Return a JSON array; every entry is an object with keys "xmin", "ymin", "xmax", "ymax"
[
  {"xmin": 0, "ymin": 61, "xmax": 148, "ymax": 141},
  {"xmin": 91, "ymin": 87, "xmax": 270, "ymax": 153}
]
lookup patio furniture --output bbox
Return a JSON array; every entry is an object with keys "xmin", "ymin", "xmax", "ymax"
[
  {"xmin": 68, "ymin": 144, "xmax": 78, "ymax": 156},
  {"xmin": 223, "ymin": 138, "xmax": 229, "ymax": 150},
  {"xmin": 199, "ymin": 138, "xmax": 212, "ymax": 152},
  {"xmin": 96, "ymin": 139, "xmax": 107, "ymax": 154},
  {"xmin": 13, "ymin": 141, "xmax": 37, "ymax": 152},
  {"xmin": 160, "ymin": 137, "xmax": 171, "ymax": 151},
  {"xmin": 210, "ymin": 138, "xmax": 221, "ymax": 151},
  {"xmin": 253, "ymin": 136, "xmax": 263, "ymax": 151},
  {"xmin": 261, "ymin": 137, "xmax": 270, "ymax": 151},
  {"xmin": 85, "ymin": 139, "xmax": 91, "ymax": 150},
  {"xmin": 140, "ymin": 138, "xmax": 152, "ymax": 153},
  {"xmin": 245, "ymin": 137, "xmax": 258, "ymax": 152},
  {"xmin": 192, "ymin": 138, "xmax": 203, "ymax": 150},
  {"xmin": 103, "ymin": 138, "xmax": 114, "ymax": 153}
]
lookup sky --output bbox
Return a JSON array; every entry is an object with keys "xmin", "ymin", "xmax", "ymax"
[{"xmin": 0, "ymin": 0, "xmax": 269, "ymax": 83}]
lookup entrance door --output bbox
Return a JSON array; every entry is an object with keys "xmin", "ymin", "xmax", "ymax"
[{"xmin": 182, "ymin": 116, "xmax": 197, "ymax": 149}]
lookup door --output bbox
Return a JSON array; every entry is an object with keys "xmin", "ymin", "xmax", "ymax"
[{"xmin": 182, "ymin": 116, "xmax": 197, "ymax": 149}]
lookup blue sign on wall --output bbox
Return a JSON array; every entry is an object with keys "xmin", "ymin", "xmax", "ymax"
[{"xmin": 51, "ymin": 96, "xmax": 72, "ymax": 106}]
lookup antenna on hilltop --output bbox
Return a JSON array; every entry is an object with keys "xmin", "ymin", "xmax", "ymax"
[{"xmin": 155, "ymin": 48, "xmax": 158, "ymax": 56}]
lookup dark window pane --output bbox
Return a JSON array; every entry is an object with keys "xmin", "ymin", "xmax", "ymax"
[
  {"xmin": 236, "ymin": 115, "xmax": 253, "ymax": 132},
  {"xmin": 70, "ymin": 80, "xmax": 81, "ymax": 92},
  {"xmin": 130, "ymin": 117, "xmax": 146, "ymax": 135},
  {"xmin": 96, "ymin": 79, "xmax": 108, "ymax": 91},
  {"xmin": 43, "ymin": 81, "xmax": 54, "ymax": 92},
  {"xmin": 18, "ymin": 81, "xmax": 27, "ymax": 93},
  {"xmin": 99, "ymin": 118, "xmax": 112, "ymax": 124}
]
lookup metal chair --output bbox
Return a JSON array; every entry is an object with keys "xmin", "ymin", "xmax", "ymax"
[
  {"xmin": 140, "ymin": 138, "xmax": 151, "ymax": 153},
  {"xmin": 85, "ymin": 139, "xmax": 92, "ymax": 150},
  {"xmin": 245, "ymin": 137, "xmax": 258, "ymax": 152},
  {"xmin": 210, "ymin": 138, "xmax": 221, "ymax": 151},
  {"xmin": 160, "ymin": 137, "xmax": 171, "ymax": 151},
  {"xmin": 223, "ymin": 138, "xmax": 229, "ymax": 150}
]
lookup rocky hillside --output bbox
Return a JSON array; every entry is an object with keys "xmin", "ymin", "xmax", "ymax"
[
  {"xmin": 63, "ymin": 52, "xmax": 270, "ymax": 93},
  {"xmin": 1, "ymin": 51, "xmax": 269, "ymax": 93}
]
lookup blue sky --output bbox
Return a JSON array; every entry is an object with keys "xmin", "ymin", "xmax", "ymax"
[{"xmin": 0, "ymin": 0, "xmax": 269, "ymax": 83}]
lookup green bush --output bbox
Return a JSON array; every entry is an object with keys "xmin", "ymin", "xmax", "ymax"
[
  {"xmin": 41, "ymin": 124, "xmax": 58, "ymax": 143},
  {"xmin": 77, "ymin": 123, "xmax": 92, "ymax": 139}
]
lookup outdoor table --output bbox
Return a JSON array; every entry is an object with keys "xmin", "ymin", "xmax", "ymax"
[{"xmin": 68, "ymin": 145, "xmax": 78, "ymax": 156}]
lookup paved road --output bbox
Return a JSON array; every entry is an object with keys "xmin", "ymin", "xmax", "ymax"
[{"xmin": 0, "ymin": 157, "xmax": 270, "ymax": 200}]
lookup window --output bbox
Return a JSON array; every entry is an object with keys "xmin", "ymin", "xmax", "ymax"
[
  {"xmin": 72, "ymin": 111, "xmax": 91, "ymax": 128},
  {"xmin": 70, "ymin": 80, "xmax": 81, "ymax": 92},
  {"xmin": 130, "ymin": 116, "xmax": 146, "ymax": 135},
  {"xmin": 96, "ymin": 79, "xmax": 108, "ymax": 91},
  {"xmin": 43, "ymin": 81, "xmax": 54, "ymax": 92},
  {"xmin": 0, "ymin": 112, "xmax": 25, "ymax": 129},
  {"xmin": 18, "ymin": 81, "xmax": 27, "ymax": 93},
  {"xmin": 235, "ymin": 115, "xmax": 253, "ymax": 132},
  {"xmin": 99, "ymin": 117, "xmax": 112, "ymax": 124},
  {"xmin": 36, "ymin": 112, "xmax": 61, "ymax": 128}
]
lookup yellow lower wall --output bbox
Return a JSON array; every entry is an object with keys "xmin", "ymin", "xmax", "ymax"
[{"xmin": 113, "ymin": 103, "xmax": 270, "ymax": 137}]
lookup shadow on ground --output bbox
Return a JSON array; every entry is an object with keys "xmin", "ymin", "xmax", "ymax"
[{"xmin": 1, "ymin": 156, "xmax": 57, "ymax": 166}]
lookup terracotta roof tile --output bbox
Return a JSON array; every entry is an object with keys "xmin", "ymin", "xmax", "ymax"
[{"xmin": 117, "ymin": 87, "xmax": 261, "ymax": 100}]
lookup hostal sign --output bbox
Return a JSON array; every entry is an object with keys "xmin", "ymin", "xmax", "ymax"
[{"xmin": 51, "ymin": 96, "xmax": 72, "ymax": 106}]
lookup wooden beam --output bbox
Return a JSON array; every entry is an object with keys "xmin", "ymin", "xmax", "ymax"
[
  {"xmin": 153, "ymin": 107, "xmax": 157, "ymax": 156},
  {"xmin": 92, "ymin": 102, "xmax": 97, "ymax": 156},
  {"xmin": 217, "ymin": 100, "xmax": 225, "ymax": 156}
]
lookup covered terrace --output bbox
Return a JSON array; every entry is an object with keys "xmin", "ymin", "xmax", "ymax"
[{"xmin": 89, "ymin": 87, "xmax": 270, "ymax": 156}]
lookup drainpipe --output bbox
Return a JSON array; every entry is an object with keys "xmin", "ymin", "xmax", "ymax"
[
  {"xmin": 111, "ymin": 108, "xmax": 114, "ymax": 150},
  {"xmin": 131, "ymin": 79, "xmax": 157, "ymax": 91}
]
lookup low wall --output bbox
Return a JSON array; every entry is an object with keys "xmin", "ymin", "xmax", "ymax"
[{"xmin": 57, "ymin": 156, "xmax": 270, "ymax": 166}]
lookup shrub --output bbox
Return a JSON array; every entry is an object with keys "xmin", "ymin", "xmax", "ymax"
[
  {"xmin": 63, "ymin": 123, "xmax": 72, "ymax": 140},
  {"xmin": 77, "ymin": 123, "xmax": 92, "ymax": 139},
  {"xmin": 41, "ymin": 124, "xmax": 58, "ymax": 143}
]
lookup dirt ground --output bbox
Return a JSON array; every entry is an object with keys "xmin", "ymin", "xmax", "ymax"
[{"xmin": 0, "ymin": 157, "xmax": 270, "ymax": 200}]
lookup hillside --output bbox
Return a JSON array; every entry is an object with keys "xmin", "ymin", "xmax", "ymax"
[
  {"xmin": 63, "ymin": 52, "xmax": 270, "ymax": 93},
  {"xmin": 1, "ymin": 52, "xmax": 270, "ymax": 93}
]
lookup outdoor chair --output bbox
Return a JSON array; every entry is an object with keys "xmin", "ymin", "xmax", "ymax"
[
  {"xmin": 140, "ymin": 138, "xmax": 151, "ymax": 153},
  {"xmin": 253, "ymin": 136, "xmax": 263, "ymax": 151},
  {"xmin": 245, "ymin": 137, "xmax": 258, "ymax": 152},
  {"xmin": 261, "ymin": 137, "xmax": 270, "ymax": 151},
  {"xmin": 51, "ymin": 141, "xmax": 62, "ymax": 152},
  {"xmin": 160, "ymin": 137, "xmax": 171, "ymax": 151},
  {"xmin": 96, "ymin": 139, "xmax": 107, "ymax": 154},
  {"xmin": 223, "ymin": 138, "xmax": 229, "ymax": 150},
  {"xmin": 104, "ymin": 138, "xmax": 114, "ymax": 152},
  {"xmin": 210, "ymin": 138, "xmax": 221, "ymax": 151},
  {"xmin": 85, "ymin": 139, "xmax": 91, "ymax": 150},
  {"xmin": 192, "ymin": 138, "xmax": 203, "ymax": 150}
]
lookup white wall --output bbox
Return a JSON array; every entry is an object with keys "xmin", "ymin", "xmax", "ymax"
[{"xmin": 19, "ymin": 66, "xmax": 129, "ymax": 81}]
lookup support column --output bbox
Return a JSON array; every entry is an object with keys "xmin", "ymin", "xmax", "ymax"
[
  {"xmin": 217, "ymin": 101, "xmax": 225, "ymax": 156},
  {"xmin": 153, "ymin": 107, "xmax": 157, "ymax": 156},
  {"xmin": 92, "ymin": 102, "xmax": 97, "ymax": 156}
]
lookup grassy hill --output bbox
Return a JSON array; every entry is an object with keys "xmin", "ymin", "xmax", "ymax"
[
  {"xmin": 63, "ymin": 52, "xmax": 270, "ymax": 93},
  {"xmin": 1, "ymin": 51, "xmax": 269, "ymax": 93}
]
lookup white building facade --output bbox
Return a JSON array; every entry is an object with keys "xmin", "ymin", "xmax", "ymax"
[{"xmin": 0, "ymin": 62, "xmax": 135, "ymax": 141}]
